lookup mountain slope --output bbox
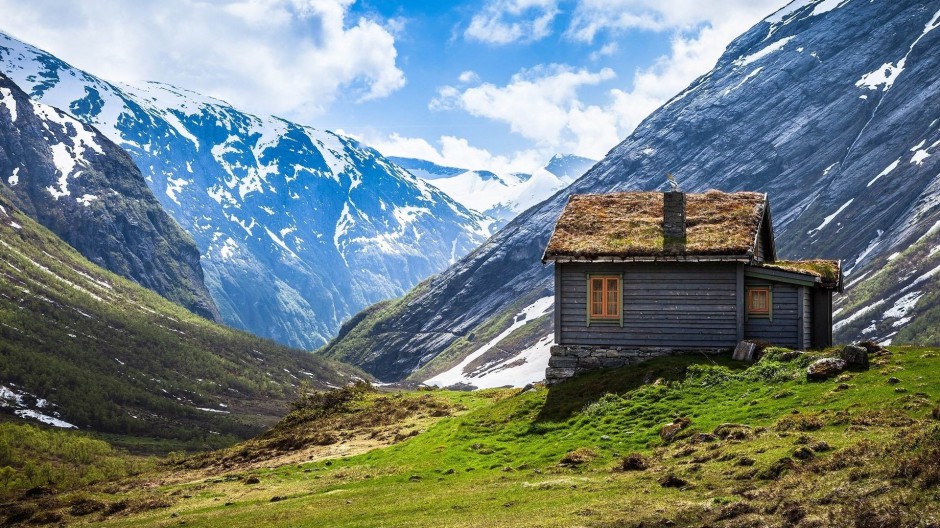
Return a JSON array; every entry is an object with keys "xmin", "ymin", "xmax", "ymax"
[
  {"xmin": 320, "ymin": 0, "xmax": 940, "ymax": 382},
  {"xmin": 0, "ymin": 33, "xmax": 489, "ymax": 349},
  {"xmin": 0, "ymin": 73, "xmax": 219, "ymax": 320},
  {"xmin": 391, "ymin": 154, "xmax": 595, "ymax": 226},
  {"xmin": 0, "ymin": 194, "xmax": 361, "ymax": 446}
]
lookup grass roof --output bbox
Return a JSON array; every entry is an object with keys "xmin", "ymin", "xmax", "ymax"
[
  {"xmin": 762, "ymin": 260, "xmax": 842, "ymax": 288},
  {"xmin": 543, "ymin": 190, "xmax": 767, "ymax": 260}
]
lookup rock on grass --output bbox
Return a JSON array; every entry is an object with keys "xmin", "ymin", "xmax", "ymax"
[{"xmin": 806, "ymin": 358, "xmax": 846, "ymax": 381}]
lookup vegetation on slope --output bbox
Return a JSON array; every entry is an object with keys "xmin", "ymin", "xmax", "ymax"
[
  {"xmin": 0, "ymin": 197, "xmax": 363, "ymax": 449},
  {"xmin": 8, "ymin": 344, "xmax": 938, "ymax": 527},
  {"xmin": 836, "ymin": 224, "xmax": 940, "ymax": 344},
  {"xmin": 0, "ymin": 421, "xmax": 154, "ymax": 499},
  {"xmin": 407, "ymin": 288, "xmax": 551, "ymax": 383}
]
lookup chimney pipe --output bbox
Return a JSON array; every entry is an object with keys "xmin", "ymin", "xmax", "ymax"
[{"xmin": 663, "ymin": 191, "xmax": 686, "ymax": 239}]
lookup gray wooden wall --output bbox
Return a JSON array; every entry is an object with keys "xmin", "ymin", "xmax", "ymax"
[
  {"xmin": 557, "ymin": 262, "xmax": 739, "ymax": 348},
  {"xmin": 742, "ymin": 277, "xmax": 801, "ymax": 349},
  {"xmin": 802, "ymin": 287, "xmax": 812, "ymax": 350}
]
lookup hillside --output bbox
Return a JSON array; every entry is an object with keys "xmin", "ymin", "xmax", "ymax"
[
  {"xmin": 0, "ymin": 32, "xmax": 490, "ymax": 350},
  {"xmin": 6, "ymin": 345, "xmax": 939, "ymax": 526},
  {"xmin": 0, "ymin": 194, "xmax": 362, "ymax": 449},
  {"xmin": 319, "ymin": 0, "xmax": 940, "ymax": 383},
  {"xmin": 0, "ymin": 72, "xmax": 219, "ymax": 320}
]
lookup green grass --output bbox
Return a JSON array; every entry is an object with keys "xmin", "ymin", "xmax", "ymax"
[{"xmin": 10, "ymin": 345, "xmax": 939, "ymax": 527}]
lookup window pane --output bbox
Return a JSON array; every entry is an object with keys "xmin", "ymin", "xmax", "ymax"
[{"xmin": 606, "ymin": 279, "xmax": 619, "ymax": 316}]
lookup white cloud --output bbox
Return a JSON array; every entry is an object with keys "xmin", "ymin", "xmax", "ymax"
[
  {"xmin": 431, "ymin": 64, "xmax": 617, "ymax": 158},
  {"xmin": 434, "ymin": 0, "xmax": 788, "ymax": 160},
  {"xmin": 0, "ymin": 0, "xmax": 405, "ymax": 120},
  {"xmin": 589, "ymin": 42, "xmax": 619, "ymax": 61},
  {"xmin": 566, "ymin": 0, "xmax": 788, "ymax": 43},
  {"xmin": 371, "ymin": 133, "xmax": 547, "ymax": 174},
  {"xmin": 458, "ymin": 70, "xmax": 481, "ymax": 84},
  {"xmin": 465, "ymin": 0, "xmax": 560, "ymax": 45}
]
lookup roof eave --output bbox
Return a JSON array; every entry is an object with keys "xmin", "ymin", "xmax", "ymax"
[{"xmin": 545, "ymin": 254, "xmax": 754, "ymax": 263}]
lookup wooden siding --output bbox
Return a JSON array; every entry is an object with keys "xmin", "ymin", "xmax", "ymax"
[
  {"xmin": 743, "ymin": 278, "xmax": 800, "ymax": 349},
  {"xmin": 802, "ymin": 287, "xmax": 812, "ymax": 350},
  {"xmin": 558, "ymin": 262, "xmax": 738, "ymax": 348}
]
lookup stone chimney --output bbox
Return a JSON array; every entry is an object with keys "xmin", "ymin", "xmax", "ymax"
[{"xmin": 663, "ymin": 191, "xmax": 686, "ymax": 239}]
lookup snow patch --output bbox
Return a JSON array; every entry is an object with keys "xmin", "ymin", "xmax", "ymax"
[
  {"xmin": 834, "ymin": 300, "xmax": 885, "ymax": 331},
  {"xmin": 867, "ymin": 159, "xmax": 899, "ymax": 187},
  {"xmin": 857, "ymin": 62, "xmax": 905, "ymax": 91},
  {"xmin": 195, "ymin": 407, "xmax": 230, "ymax": 414},
  {"xmin": 166, "ymin": 176, "xmax": 190, "ymax": 205},
  {"xmin": 734, "ymin": 36, "xmax": 795, "ymax": 67},
  {"xmin": 883, "ymin": 291, "xmax": 923, "ymax": 320},
  {"xmin": 808, "ymin": 199, "xmax": 853, "ymax": 235},
  {"xmin": 0, "ymin": 86, "xmax": 17, "ymax": 122},
  {"xmin": 14, "ymin": 409, "xmax": 77, "ymax": 429},
  {"xmin": 8, "ymin": 167, "xmax": 19, "ymax": 186},
  {"xmin": 425, "ymin": 296, "xmax": 554, "ymax": 388}
]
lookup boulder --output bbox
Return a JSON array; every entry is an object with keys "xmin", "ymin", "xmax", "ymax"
[
  {"xmin": 732, "ymin": 341, "xmax": 759, "ymax": 362},
  {"xmin": 806, "ymin": 358, "xmax": 846, "ymax": 381},
  {"xmin": 839, "ymin": 345, "xmax": 869, "ymax": 368}
]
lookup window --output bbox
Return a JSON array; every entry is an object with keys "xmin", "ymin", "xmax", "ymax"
[
  {"xmin": 747, "ymin": 286, "xmax": 771, "ymax": 318},
  {"xmin": 588, "ymin": 275, "xmax": 621, "ymax": 322}
]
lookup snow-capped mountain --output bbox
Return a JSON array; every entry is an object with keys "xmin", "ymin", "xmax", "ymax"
[
  {"xmin": 321, "ymin": 0, "xmax": 940, "ymax": 382},
  {"xmin": 0, "ymin": 31, "xmax": 490, "ymax": 349},
  {"xmin": 389, "ymin": 154, "xmax": 595, "ymax": 226},
  {"xmin": 0, "ymin": 73, "xmax": 219, "ymax": 320}
]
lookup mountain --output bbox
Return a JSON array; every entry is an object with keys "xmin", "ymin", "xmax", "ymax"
[
  {"xmin": 0, "ymin": 193, "xmax": 362, "ymax": 446},
  {"xmin": 0, "ymin": 73, "xmax": 218, "ymax": 320},
  {"xmin": 319, "ymin": 0, "xmax": 940, "ymax": 383},
  {"xmin": 390, "ymin": 154, "xmax": 596, "ymax": 226},
  {"xmin": 0, "ymin": 32, "xmax": 489, "ymax": 350}
]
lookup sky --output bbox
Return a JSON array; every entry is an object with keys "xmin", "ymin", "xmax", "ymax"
[{"xmin": 0, "ymin": 0, "xmax": 790, "ymax": 173}]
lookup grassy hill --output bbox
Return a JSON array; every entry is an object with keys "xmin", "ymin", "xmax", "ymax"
[
  {"xmin": 0, "ymin": 196, "xmax": 363, "ymax": 451},
  {"xmin": 5, "ymin": 344, "xmax": 938, "ymax": 527}
]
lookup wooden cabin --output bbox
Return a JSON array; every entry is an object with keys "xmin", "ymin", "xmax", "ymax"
[{"xmin": 541, "ymin": 190, "xmax": 842, "ymax": 384}]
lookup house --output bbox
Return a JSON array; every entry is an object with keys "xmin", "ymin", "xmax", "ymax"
[{"xmin": 541, "ymin": 190, "xmax": 842, "ymax": 384}]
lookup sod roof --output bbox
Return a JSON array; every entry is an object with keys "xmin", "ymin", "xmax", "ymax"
[
  {"xmin": 543, "ymin": 191, "xmax": 768, "ymax": 261},
  {"xmin": 760, "ymin": 260, "xmax": 842, "ymax": 289}
]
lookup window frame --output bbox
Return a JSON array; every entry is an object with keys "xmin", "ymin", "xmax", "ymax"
[
  {"xmin": 586, "ymin": 273, "xmax": 623, "ymax": 327},
  {"xmin": 746, "ymin": 285, "xmax": 773, "ymax": 321}
]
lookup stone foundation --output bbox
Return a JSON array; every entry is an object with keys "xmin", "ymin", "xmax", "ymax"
[{"xmin": 545, "ymin": 345, "xmax": 729, "ymax": 384}]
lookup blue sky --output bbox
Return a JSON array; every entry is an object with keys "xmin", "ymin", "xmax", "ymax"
[{"xmin": 0, "ymin": 0, "xmax": 789, "ymax": 172}]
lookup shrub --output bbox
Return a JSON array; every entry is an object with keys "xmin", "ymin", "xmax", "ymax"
[
  {"xmin": 620, "ymin": 453, "xmax": 649, "ymax": 471},
  {"xmin": 559, "ymin": 448, "xmax": 596, "ymax": 466},
  {"xmin": 289, "ymin": 380, "xmax": 374, "ymax": 419},
  {"xmin": 775, "ymin": 413, "xmax": 825, "ymax": 432}
]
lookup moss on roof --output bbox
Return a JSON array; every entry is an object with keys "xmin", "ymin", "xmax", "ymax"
[
  {"xmin": 762, "ymin": 260, "xmax": 842, "ymax": 288},
  {"xmin": 543, "ymin": 190, "xmax": 767, "ymax": 260}
]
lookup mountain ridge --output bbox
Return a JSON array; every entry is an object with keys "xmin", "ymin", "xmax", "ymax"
[
  {"xmin": 0, "ymin": 33, "xmax": 490, "ymax": 350},
  {"xmin": 390, "ymin": 154, "xmax": 596, "ymax": 227},
  {"xmin": 0, "ymin": 72, "xmax": 220, "ymax": 320}
]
